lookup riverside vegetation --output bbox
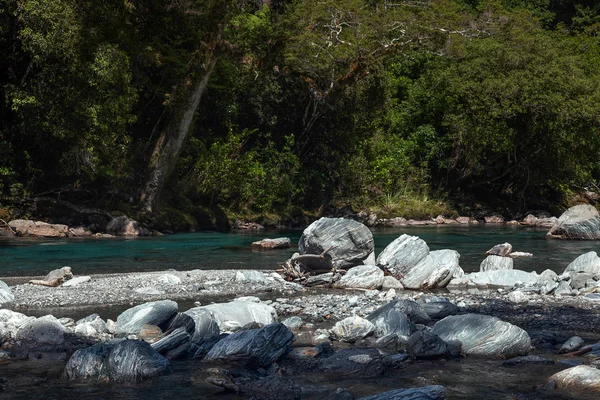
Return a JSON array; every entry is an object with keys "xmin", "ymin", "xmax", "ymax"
[{"xmin": 2, "ymin": 0, "xmax": 600, "ymax": 230}]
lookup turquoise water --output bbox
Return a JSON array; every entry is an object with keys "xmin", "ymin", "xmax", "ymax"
[{"xmin": 1, "ymin": 225, "xmax": 599, "ymax": 277}]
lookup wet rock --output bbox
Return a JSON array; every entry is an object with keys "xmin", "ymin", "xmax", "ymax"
[
  {"xmin": 358, "ymin": 385, "xmax": 447, "ymax": 400},
  {"xmin": 402, "ymin": 250, "xmax": 462, "ymax": 290},
  {"xmin": 184, "ymin": 308, "xmax": 220, "ymax": 342},
  {"xmin": 76, "ymin": 313, "xmax": 107, "ymax": 335},
  {"xmin": 422, "ymin": 302, "xmax": 460, "ymax": 320},
  {"xmin": 369, "ymin": 309, "xmax": 415, "ymax": 339},
  {"xmin": 106, "ymin": 216, "xmax": 151, "ymax": 236},
  {"xmin": 407, "ymin": 331, "xmax": 448, "ymax": 359},
  {"xmin": 330, "ymin": 316, "xmax": 375, "ymax": 343},
  {"xmin": 502, "ymin": 355, "xmax": 554, "ymax": 366},
  {"xmin": 467, "ymin": 269, "xmax": 538, "ymax": 287},
  {"xmin": 368, "ymin": 299, "xmax": 431, "ymax": 325},
  {"xmin": 558, "ymin": 336, "xmax": 584, "ymax": 354},
  {"xmin": 568, "ymin": 272, "xmax": 593, "ymax": 290},
  {"xmin": 485, "ymin": 243, "xmax": 512, "ymax": 256},
  {"xmin": 334, "ymin": 265, "xmax": 384, "ymax": 290},
  {"xmin": 299, "ymin": 218, "xmax": 374, "ymax": 269},
  {"xmin": 151, "ymin": 327, "xmax": 191, "ymax": 354},
  {"xmin": 554, "ymin": 281, "xmax": 573, "ymax": 296},
  {"xmin": 188, "ymin": 301, "xmax": 276, "ymax": 333},
  {"xmin": 8, "ymin": 219, "xmax": 69, "ymax": 238},
  {"xmin": 320, "ymin": 348, "xmax": 388, "ymax": 378},
  {"xmin": 16, "ymin": 315, "xmax": 67, "ymax": 350},
  {"xmin": 432, "ymin": 314, "xmax": 531, "ymax": 358},
  {"xmin": 0, "ymin": 281, "xmax": 14, "ymax": 305},
  {"xmin": 282, "ymin": 316, "xmax": 303, "ymax": 330},
  {"xmin": 548, "ymin": 365, "xmax": 600, "ymax": 391},
  {"xmin": 558, "ymin": 359, "xmax": 584, "ymax": 367},
  {"xmin": 204, "ymin": 323, "xmax": 294, "ymax": 367},
  {"xmin": 376, "ymin": 235, "xmax": 429, "ymax": 278},
  {"xmin": 64, "ymin": 342, "xmax": 114, "ymax": 381},
  {"xmin": 547, "ymin": 205, "xmax": 600, "ymax": 240},
  {"xmin": 116, "ymin": 300, "xmax": 178, "ymax": 335},
  {"xmin": 207, "ymin": 369, "xmax": 301, "ymax": 400},
  {"xmin": 381, "ymin": 276, "xmax": 404, "ymax": 291},
  {"xmin": 0, "ymin": 310, "xmax": 34, "ymax": 341},
  {"xmin": 107, "ymin": 340, "xmax": 170, "ymax": 383},
  {"xmin": 251, "ymin": 238, "xmax": 291, "ymax": 250},
  {"xmin": 61, "ymin": 276, "xmax": 91, "ymax": 287},
  {"xmin": 163, "ymin": 312, "xmax": 195, "ymax": 336},
  {"xmin": 480, "ymin": 255, "xmax": 513, "ymax": 272},
  {"xmin": 564, "ymin": 251, "xmax": 600, "ymax": 275}
]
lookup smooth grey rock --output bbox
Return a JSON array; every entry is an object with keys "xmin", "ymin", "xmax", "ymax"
[
  {"xmin": 188, "ymin": 301, "xmax": 276, "ymax": 333},
  {"xmin": 156, "ymin": 274, "xmax": 181, "ymax": 285},
  {"xmin": 358, "ymin": 385, "xmax": 447, "ymax": 400},
  {"xmin": 381, "ymin": 276, "xmax": 404, "ymax": 290},
  {"xmin": 16, "ymin": 315, "xmax": 66, "ymax": 349},
  {"xmin": 480, "ymin": 255, "xmax": 513, "ymax": 272},
  {"xmin": 407, "ymin": 331, "xmax": 448, "ymax": 359},
  {"xmin": 467, "ymin": 269, "xmax": 538, "ymax": 287},
  {"xmin": 485, "ymin": 243, "xmax": 512, "ymax": 256},
  {"xmin": 282, "ymin": 316, "xmax": 303, "ymax": 330},
  {"xmin": 107, "ymin": 340, "xmax": 170, "ymax": 382},
  {"xmin": 507, "ymin": 291, "xmax": 528, "ymax": 303},
  {"xmin": 585, "ymin": 293, "xmax": 600, "ymax": 301},
  {"xmin": 558, "ymin": 336, "xmax": 584, "ymax": 354},
  {"xmin": 502, "ymin": 355, "xmax": 554, "ymax": 366},
  {"xmin": 106, "ymin": 216, "xmax": 151, "ymax": 236},
  {"xmin": 61, "ymin": 276, "xmax": 91, "ymax": 287},
  {"xmin": 548, "ymin": 365, "xmax": 600, "ymax": 391},
  {"xmin": 0, "ymin": 281, "xmax": 14, "ymax": 305},
  {"xmin": 204, "ymin": 323, "xmax": 294, "ymax": 367},
  {"xmin": 184, "ymin": 308, "xmax": 220, "ymax": 342},
  {"xmin": 235, "ymin": 270, "xmax": 268, "ymax": 283},
  {"xmin": 151, "ymin": 327, "xmax": 191, "ymax": 354},
  {"xmin": 305, "ymin": 273, "xmax": 334, "ymax": 287},
  {"xmin": 376, "ymin": 235, "xmax": 429, "ymax": 277},
  {"xmin": 432, "ymin": 314, "xmax": 531, "ymax": 358},
  {"xmin": 370, "ymin": 309, "xmax": 415, "ymax": 339},
  {"xmin": 0, "ymin": 310, "xmax": 34, "ymax": 341},
  {"xmin": 299, "ymin": 218, "xmax": 374, "ymax": 269},
  {"xmin": 368, "ymin": 299, "xmax": 431, "ymax": 325},
  {"xmin": 564, "ymin": 251, "xmax": 600, "ymax": 275},
  {"xmin": 508, "ymin": 252, "xmax": 533, "ymax": 259},
  {"xmin": 423, "ymin": 302, "xmax": 460, "ymax": 320},
  {"xmin": 569, "ymin": 272, "xmax": 593, "ymax": 290},
  {"xmin": 330, "ymin": 316, "xmax": 375, "ymax": 343},
  {"xmin": 547, "ymin": 205, "xmax": 600, "ymax": 240},
  {"xmin": 74, "ymin": 323, "xmax": 98, "ymax": 337},
  {"xmin": 251, "ymin": 237, "xmax": 291, "ymax": 250},
  {"xmin": 134, "ymin": 287, "xmax": 165, "ymax": 295},
  {"xmin": 8, "ymin": 219, "xmax": 69, "ymax": 237},
  {"xmin": 402, "ymin": 250, "xmax": 461, "ymax": 290},
  {"xmin": 64, "ymin": 342, "xmax": 114, "ymax": 381},
  {"xmin": 554, "ymin": 280, "xmax": 573, "ymax": 296},
  {"xmin": 116, "ymin": 300, "xmax": 178, "ymax": 335},
  {"xmin": 320, "ymin": 348, "xmax": 387, "ymax": 378},
  {"xmin": 334, "ymin": 265, "xmax": 384, "ymax": 289},
  {"xmin": 76, "ymin": 314, "xmax": 107, "ymax": 334}
]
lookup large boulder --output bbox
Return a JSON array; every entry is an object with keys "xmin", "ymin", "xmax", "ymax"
[
  {"xmin": 334, "ymin": 265, "xmax": 384, "ymax": 289},
  {"xmin": 16, "ymin": 315, "xmax": 66, "ymax": 349},
  {"xmin": 367, "ymin": 299, "xmax": 431, "ymax": 325},
  {"xmin": 8, "ymin": 219, "xmax": 69, "ymax": 238},
  {"xmin": 298, "ymin": 218, "xmax": 374, "ymax": 269},
  {"xmin": 106, "ymin": 216, "xmax": 151, "ymax": 237},
  {"xmin": 64, "ymin": 342, "xmax": 114, "ymax": 381},
  {"xmin": 107, "ymin": 340, "xmax": 170, "ymax": 383},
  {"xmin": 184, "ymin": 308, "xmax": 220, "ymax": 342},
  {"xmin": 187, "ymin": 301, "xmax": 276, "ymax": 333},
  {"xmin": 432, "ymin": 314, "xmax": 531, "ymax": 358},
  {"xmin": 0, "ymin": 281, "xmax": 14, "ymax": 305},
  {"xmin": 116, "ymin": 300, "xmax": 178, "ymax": 335},
  {"xmin": 407, "ymin": 331, "xmax": 448, "ymax": 359},
  {"xmin": 0, "ymin": 310, "xmax": 34, "ymax": 342},
  {"xmin": 330, "ymin": 316, "xmax": 375, "ymax": 343},
  {"xmin": 548, "ymin": 365, "xmax": 600, "ymax": 391},
  {"xmin": 466, "ymin": 269, "xmax": 538, "ymax": 287},
  {"xmin": 479, "ymin": 255, "xmax": 513, "ymax": 272},
  {"xmin": 401, "ymin": 250, "xmax": 462, "ymax": 290},
  {"xmin": 204, "ymin": 323, "xmax": 295, "ymax": 367},
  {"xmin": 369, "ymin": 309, "xmax": 415, "ymax": 339},
  {"xmin": 564, "ymin": 251, "xmax": 600, "ymax": 275},
  {"xmin": 547, "ymin": 204, "xmax": 600, "ymax": 240},
  {"xmin": 376, "ymin": 235, "xmax": 429, "ymax": 277},
  {"xmin": 359, "ymin": 385, "xmax": 447, "ymax": 400}
]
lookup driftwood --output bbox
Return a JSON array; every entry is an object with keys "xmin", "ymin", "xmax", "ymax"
[
  {"xmin": 0, "ymin": 219, "xmax": 17, "ymax": 235},
  {"xmin": 278, "ymin": 246, "xmax": 346, "ymax": 285}
]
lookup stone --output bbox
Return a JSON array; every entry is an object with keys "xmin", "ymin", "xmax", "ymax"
[
  {"xmin": 330, "ymin": 316, "xmax": 375, "ymax": 343},
  {"xmin": 134, "ymin": 287, "xmax": 164, "ymax": 295},
  {"xmin": 502, "ymin": 355, "xmax": 554, "ymax": 366},
  {"xmin": 298, "ymin": 218, "xmax": 374, "ymax": 269},
  {"xmin": 305, "ymin": 273, "xmax": 334, "ymax": 286},
  {"xmin": 16, "ymin": 315, "xmax": 67, "ymax": 349},
  {"xmin": 76, "ymin": 314, "xmax": 106, "ymax": 334},
  {"xmin": 569, "ymin": 272, "xmax": 594, "ymax": 290},
  {"xmin": 369, "ymin": 309, "xmax": 415, "ymax": 339},
  {"xmin": 358, "ymin": 385, "xmax": 447, "ymax": 400},
  {"xmin": 508, "ymin": 252, "xmax": 533, "ymax": 259},
  {"xmin": 139, "ymin": 324, "xmax": 163, "ymax": 342},
  {"xmin": 64, "ymin": 342, "xmax": 114, "ymax": 381},
  {"xmin": 334, "ymin": 265, "xmax": 384, "ymax": 290},
  {"xmin": 116, "ymin": 300, "xmax": 178, "ymax": 335},
  {"xmin": 422, "ymin": 302, "xmax": 460, "ymax": 320},
  {"xmin": 432, "ymin": 314, "xmax": 531, "ymax": 358},
  {"xmin": 485, "ymin": 215, "xmax": 504, "ymax": 224},
  {"xmin": 164, "ymin": 312, "xmax": 195, "ymax": 336},
  {"xmin": 183, "ymin": 308, "xmax": 220, "ymax": 342},
  {"xmin": 547, "ymin": 204, "xmax": 600, "ymax": 240},
  {"xmin": 251, "ymin": 237, "xmax": 291, "ymax": 250},
  {"xmin": 536, "ymin": 217, "xmax": 558, "ymax": 228},
  {"xmin": 156, "ymin": 274, "xmax": 181, "ymax": 285},
  {"xmin": 151, "ymin": 327, "xmax": 191, "ymax": 354},
  {"xmin": 0, "ymin": 310, "xmax": 35, "ymax": 341},
  {"xmin": 320, "ymin": 348, "xmax": 388, "ymax": 378},
  {"xmin": 558, "ymin": 336, "xmax": 584, "ymax": 354},
  {"xmin": 564, "ymin": 251, "xmax": 600, "ymax": 275},
  {"xmin": 188, "ymin": 301, "xmax": 276, "ymax": 333},
  {"xmin": 456, "ymin": 217, "xmax": 470, "ymax": 224},
  {"xmin": 74, "ymin": 323, "xmax": 99, "ymax": 338},
  {"xmin": 0, "ymin": 280, "xmax": 14, "ymax": 305},
  {"xmin": 107, "ymin": 340, "xmax": 170, "ymax": 383},
  {"xmin": 485, "ymin": 243, "xmax": 512, "ymax": 256},
  {"xmin": 507, "ymin": 291, "xmax": 528, "ymax": 303},
  {"xmin": 467, "ymin": 269, "xmax": 538, "ymax": 287},
  {"xmin": 106, "ymin": 216, "xmax": 151, "ymax": 236},
  {"xmin": 548, "ymin": 365, "xmax": 600, "ymax": 391},
  {"xmin": 401, "ymin": 250, "xmax": 462, "ymax": 290},
  {"xmin": 328, "ymin": 388, "xmax": 356, "ymax": 400},
  {"xmin": 407, "ymin": 331, "xmax": 448, "ymax": 359},
  {"xmin": 554, "ymin": 280, "xmax": 573, "ymax": 296},
  {"xmin": 367, "ymin": 299, "xmax": 431, "ymax": 325},
  {"xmin": 61, "ymin": 276, "xmax": 91, "ymax": 287},
  {"xmin": 282, "ymin": 316, "xmax": 303, "ymax": 330},
  {"xmin": 204, "ymin": 323, "xmax": 294, "ymax": 368},
  {"xmin": 69, "ymin": 226, "xmax": 93, "ymax": 237},
  {"xmin": 522, "ymin": 214, "xmax": 538, "ymax": 225},
  {"xmin": 381, "ymin": 276, "xmax": 404, "ymax": 291},
  {"xmin": 480, "ymin": 255, "xmax": 513, "ymax": 272},
  {"xmin": 235, "ymin": 270, "xmax": 269, "ymax": 284},
  {"xmin": 376, "ymin": 235, "xmax": 429, "ymax": 278},
  {"xmin": 8, "ymin": 219, "xmax": 69, "ymax": 238}
]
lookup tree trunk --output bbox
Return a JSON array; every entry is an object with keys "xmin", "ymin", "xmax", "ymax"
[{"xmin": 139, "ymin": 56, "xmax": 218, "ymax": 214}]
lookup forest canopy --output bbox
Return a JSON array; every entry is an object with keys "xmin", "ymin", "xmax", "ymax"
[{"xmin": 1, "ymin": 0, "xmax": 600, "ymax": 221}]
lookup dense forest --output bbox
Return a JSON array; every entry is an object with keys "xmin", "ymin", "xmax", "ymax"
[{"xmin": 1, "ymin": 0, "xmax": 600, "ymax": 227}]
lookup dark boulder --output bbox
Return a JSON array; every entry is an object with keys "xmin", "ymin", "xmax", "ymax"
[
  {"xmin": 502, "ymin": 355, "xmax": 554, "ymax": 367},
  {"xmin": 64, "ymin": 342, "xmax": 114, "ymax": 381},
  {"xmin": 107, "ymin": 340, "xmax": 170, "ymax": 383},
  {"xmin": 367, "ymin": 299, "xmax": 431, "ymax": 325},
  {"xmin": 151, "ymin": 327, "xmax": 191, "ymax": 355},
  {"xmin": 407, "ymin": 331, "xmax": 448, "ymax": 359},
  {"xmin": 320, "ymin": 348, "xmax": 389, "ymax": 378},
  {"xmin": 422, "ymin": 302, "xmax": 459, "ymax": 320}
]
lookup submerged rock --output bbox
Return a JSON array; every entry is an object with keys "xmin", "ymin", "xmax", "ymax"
[
  {"xmin": 107, "ymin": 340, "xmax": 170, "ymax": 383},
  {"xmin": 204, "ymin": 323, "xmax": 294, "ymax": 368},
  {"xmin": 334, "ymin": 265, "xmax": 384, "ymax": 290},
  {"xmin": 299, "ymin": 218, "xmax": 374, "ymax": 269},
  {"xmin": 320, "ymin": 348, "xmax": 388, "ymax": 378},
  {"xmin": 548, "ymin": 365, "xmax": 600, "ymax": 391},
  {"xmin": 432, "ymin": 314, "xmax": 530, "ymax": 358},
  {"xmin": 502, "ymin": 355, "xmax": 553, "ymax": 367},
  {"xmin": 358, "ymin": 385, "xmax": 447, "ymax": 400},
  {"xmin": 547, "ymin": 205, "xmax": 600, "ymax": 240},
  {"xmin": 116, "ymin": 300, "xmax": 178, "ymax": 335}
]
